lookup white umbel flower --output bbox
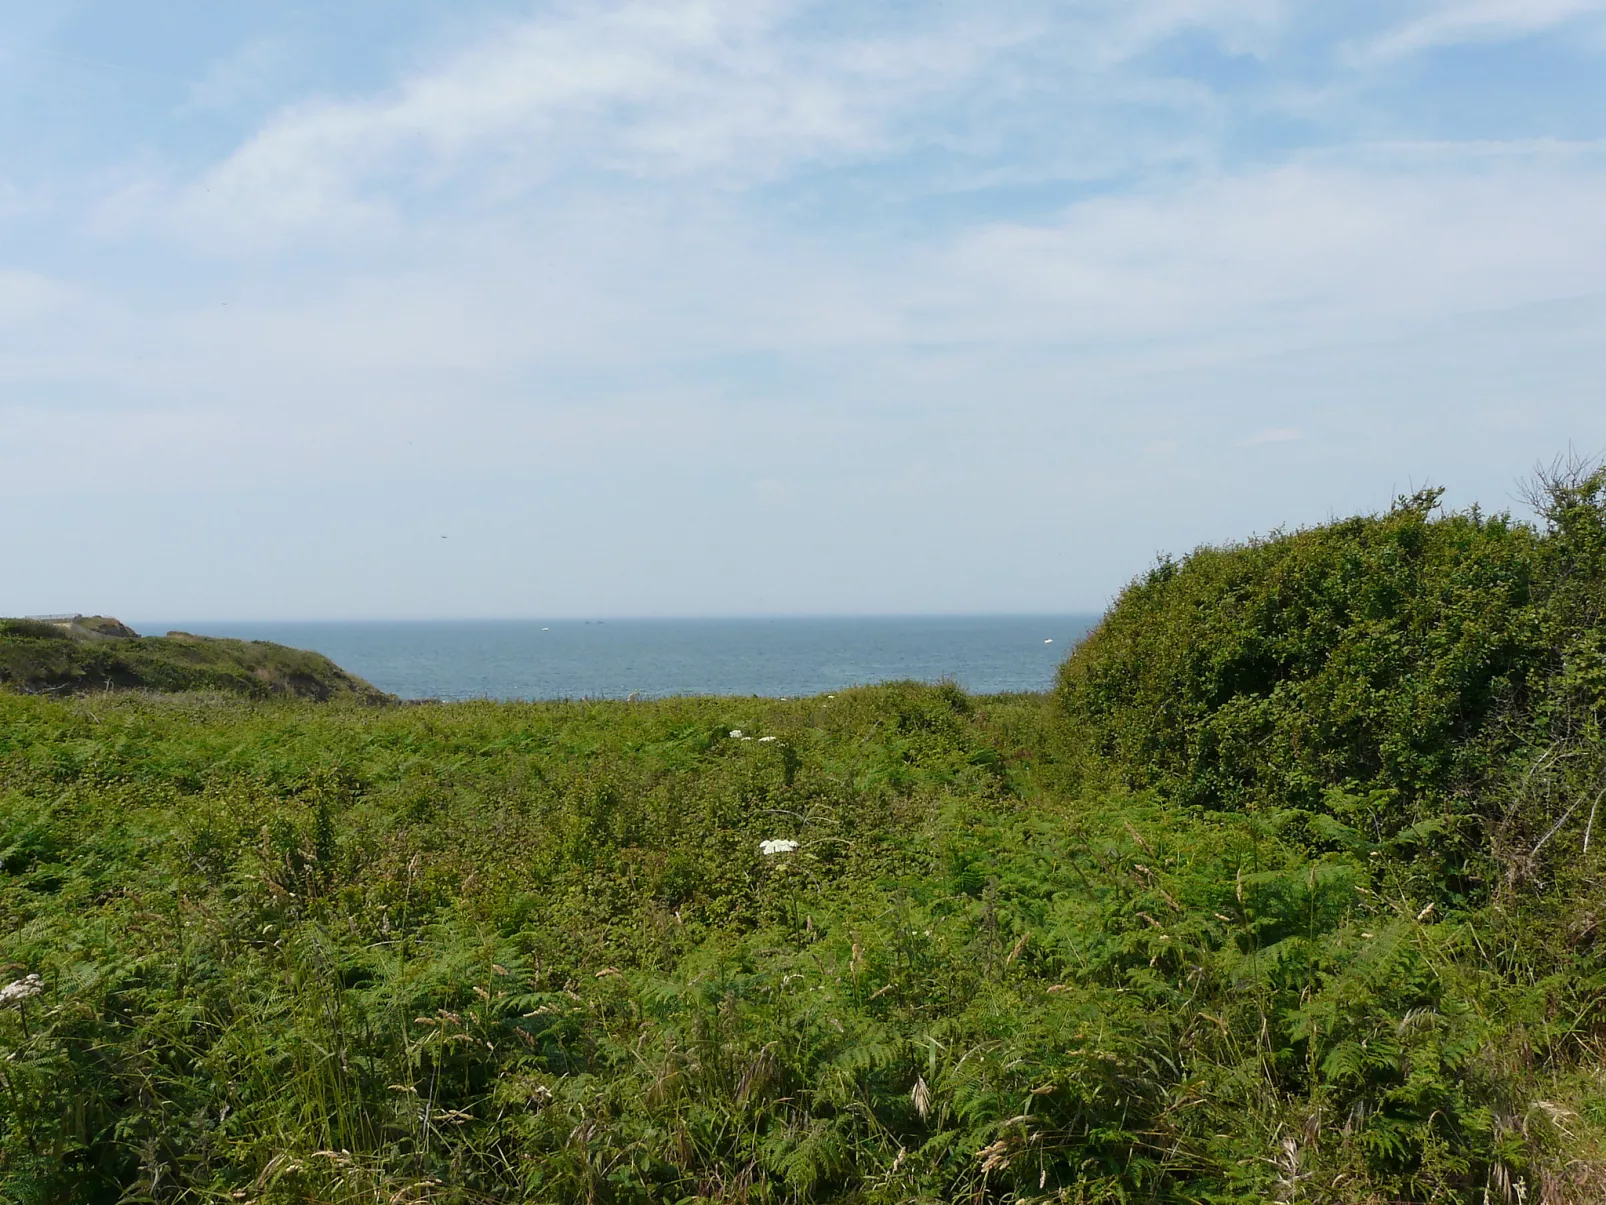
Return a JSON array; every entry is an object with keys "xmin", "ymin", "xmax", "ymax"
[
  {"xmin": 759, "ymin": 839, "xmax": 799, "ymax": 856},
  {"xmin": 0, "ymin": 974, "xmax": 42, "ymax": 1005}
]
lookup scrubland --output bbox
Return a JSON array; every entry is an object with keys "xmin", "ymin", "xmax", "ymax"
[{"xmin": 4, "ymin": 466, "xmax": 1606, "ymax": 1203}]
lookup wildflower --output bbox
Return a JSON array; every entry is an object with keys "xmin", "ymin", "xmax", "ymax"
[
  {"xmin": 0, "ymin": 974, "xmax": 42, "ymax": 1006},
  {"xmin": 758, "ymin": 735, "xmax": 778, "ymax": 743},
  {"xmin": 729, "ymin": 729, "xmax": 743, "ymax": 738},
  {"xmin": 760, "ymin": 838, "xmax": 799, "ymax": 856}
]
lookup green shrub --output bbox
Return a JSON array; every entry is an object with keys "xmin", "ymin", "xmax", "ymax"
[
  {"xmin": 0, "ymin": 620, "xmax": 72, "ymax": 641},
  {"xmin": 1056, "ymin": 488, "xmax": 1556, "ymax": 820},
  {"xmin": 1057, "ymin": 466, "xmax": 1606, "ymax": 859}
]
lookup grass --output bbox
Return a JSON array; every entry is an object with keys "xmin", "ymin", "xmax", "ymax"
[{"xmin": 3, "ymin": 463, "xmax": 1606, "ymax": 1202}]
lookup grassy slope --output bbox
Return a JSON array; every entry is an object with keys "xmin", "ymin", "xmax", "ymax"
[
  {"xmin": 2, "ymin": 473, "xmax": 1605, "ymax": 1203},
  {"xmin": 0, "ymin": 620, "xmax": 393, "ymax": 703}
]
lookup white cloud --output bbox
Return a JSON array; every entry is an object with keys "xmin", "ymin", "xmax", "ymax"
[
  {"xmin": 82, "ymin": 142, "xmax": 1604, "ymax": 414},
  {"xmin": 129, "ymin": 0, "xmax": 1021, "ymax": 247},
  {"xmin": 21, "ymin": 137, "xmax": 1606, "ymax": 506},
  {"xmin": 1361, "ymin": 0, "xmax": 1606, "ymax": 61},
  {"xmin": 99, "ymin": 0, "xmax": 1316, "ymax": 251},
  {"xmin": 936, "ymin": 141, "xmax": 1606, "ymax": 348},
  {"xmin": 1083, "ymin": 0, "xmax": 1287, "ymax": 62}
]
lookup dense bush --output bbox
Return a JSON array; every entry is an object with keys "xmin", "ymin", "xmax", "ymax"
[
  {"xmin": 0, "ymin": 620, "xmax": 73, "ymax": 641},
  {"xmin": 1057, "ymin": 489, "xmax": 1542, "ymax": 814},
  {"xmin": 1057, "ymin": 466, "xmax": 1606, "ymax": 882}
]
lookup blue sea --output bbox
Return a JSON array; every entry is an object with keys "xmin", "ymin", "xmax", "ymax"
[{"xmin": 131, "ymin": 616, "xmax": 1098, "ymax": 701}]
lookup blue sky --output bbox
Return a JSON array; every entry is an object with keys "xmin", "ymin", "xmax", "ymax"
[{"xmin": 4, "ymin": 0, "xmax": 1606, "ymax": 619}]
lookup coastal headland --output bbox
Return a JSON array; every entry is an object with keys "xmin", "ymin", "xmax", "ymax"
[{"xmin": 0, "ymin": 616, "xmax": 393, "ymax": 703}]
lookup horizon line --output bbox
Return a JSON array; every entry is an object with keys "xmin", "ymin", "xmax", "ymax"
[{"xmin": 114, "ymin": 610, "xmax": 1108, "ymax": 626}]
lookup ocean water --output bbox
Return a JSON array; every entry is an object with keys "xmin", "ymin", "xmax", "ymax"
[{"xmin": 132, "ymin": 616, "xmax": 1099, "ymax": 701}]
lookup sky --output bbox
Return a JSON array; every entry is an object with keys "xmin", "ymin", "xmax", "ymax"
[{"xmin": 4, "ymin": 0, "xmax": 1606, "ymax": 620}]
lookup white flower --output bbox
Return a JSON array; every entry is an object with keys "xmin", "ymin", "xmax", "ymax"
[
  {"xmin": 729, "ymin": 729, "xmax": 743, "ymax": 738},
  {"xmin": 758, "ymin": 735, "xmax": 778, "ymax": 743},
  {"xmin": 0, "ymin": 974, "xmax": 42, "ymax": 1006},
  {"xmin": 760, "ymin": 838, "xmax": 799, "ymax": 856}
]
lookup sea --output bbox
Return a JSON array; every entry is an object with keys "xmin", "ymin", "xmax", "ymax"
[{"xmin": 130, "ymin": 616, "xmax": 1100, "ymax": 702}]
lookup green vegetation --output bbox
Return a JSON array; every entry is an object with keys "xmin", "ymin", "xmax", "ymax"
[
  {"xmin": 3, "ymin": 464, "xmax": 1605, "ymax": 1203},
  {"xmin": 0, "ymin": 619, "xmax": 393, "ymax": 703}
]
